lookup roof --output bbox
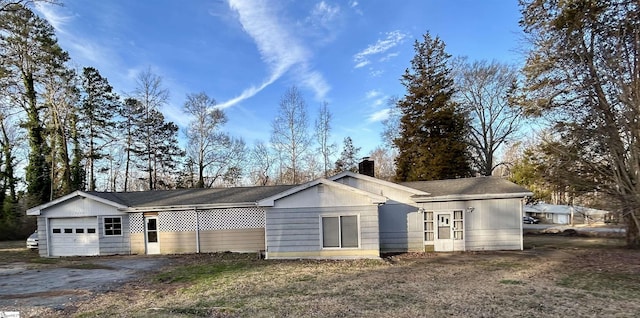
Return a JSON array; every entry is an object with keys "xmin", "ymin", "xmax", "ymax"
[
  {"xmin": 328, "ymin": 171, "xmax": 429, "ymax": 196},
  {"xmin": 258, "ymin": 178, "xmax": 387, "ymax": 207},
  {"xmin": 26, "ymin": 190, "xmax": 129, "ymax": 216},
  {"xmin": 402, "ymin": 177, "xmax": 533, "ymax": 202},
  {"xmin": 88, "ymin": 185, "xmax": 297, "ymax": 209}
]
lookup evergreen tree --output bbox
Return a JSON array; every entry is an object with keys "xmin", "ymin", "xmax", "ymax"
[
  {"xmin": 334, "ymin": 137, "xmax": 361, "ymax": 173},
  {"xmin": 394, "ymin": 32, "xmax": 471, "ymax": 182},
  {"xmin": 0, "ymin": 4, "xmax": 69, "ymax": 205},
  {"xmin": 79, "ymin": 67, "xmax": 120, "ymax": 191}
]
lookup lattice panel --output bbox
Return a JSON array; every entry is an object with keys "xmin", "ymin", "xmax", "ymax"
[
  {"xmin": 159, "ymin": 210, "xmax": 198, "ymax": 232},
  {"xmin": 129, "ymin": 213, "xmax": 144, "ymax": 233},
  {"xmin": 199, "ymin": 208, "xmax": 265, "ymax": 230}
]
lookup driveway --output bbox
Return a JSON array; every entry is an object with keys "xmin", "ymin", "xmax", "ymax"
[{"xmin": 0, "ymin": 255, "xmax": 171, "ymax": 311}]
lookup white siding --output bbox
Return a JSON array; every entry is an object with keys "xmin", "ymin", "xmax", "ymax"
[
  {"xmin": 272, "ymin": 185, "xmax": 376, "ymax": 208},
  {"xmin": 416, "ymin": 198, "xmax": 523, "ymax": 251},
  {"xmin": 38, "ymin": 197, "xmax": 130, "ymax": 257},
  {"xmin": 334, "ymin": 176, "xmax": 419, "ymax": 205},
  {"xmin": 42, "ymin": 197, "xmax": 123, "ymax": 218},
  {"xmin": 378, "ymin": 203, "xmax": 423, "ymax": 252},
  {"xmin": 266, "ymin": 205, "xmax": 380, "ymax": 258}
]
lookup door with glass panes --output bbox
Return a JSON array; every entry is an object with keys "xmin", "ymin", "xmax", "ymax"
[{"xmin": 424, "ymin": 210, "xmax": 464, "ymax": 251}]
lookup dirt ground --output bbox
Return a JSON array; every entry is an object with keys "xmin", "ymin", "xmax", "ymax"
[{"xmin": 2, "ymin": 235, "xmax": 640, "ymax": 317}]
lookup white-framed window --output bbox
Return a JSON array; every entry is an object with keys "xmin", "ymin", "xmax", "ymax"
[
  {"xmin": 321, "ymin": 215, "xmax": 359, "ymax": 248},
  {"xmin": 453, "ymin": 210, "xmax": 464, "ymax": 240},
  {"xmin": 104, "ymin": 217, "xmax": 122, "ymax": 236},
  {"xmin": 423, "ymin": 211, "xmax": 434, "ymax": 242}
]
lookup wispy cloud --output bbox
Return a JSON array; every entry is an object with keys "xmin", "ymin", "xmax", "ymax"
[
  {"xmin": 368, "ymin": 108, "xmax": 390, "ymax": 122},
  {"xmin": 366, "ymin": 89, "xmax": 381, "ymax": 99},
  {"xmin": 353, "ymin": 30, "xmax": 408, "ymax": 69},
  {"xmin": 34, "ymin": 3, "xmax": 73, "ymax": 34},
  {"xmin": 221, "ymin": 0, "xmax": 330, "ymax": 108},
  {"xmin": 310, "ymin": 1, "xmax": 340, "ymax": 27}
]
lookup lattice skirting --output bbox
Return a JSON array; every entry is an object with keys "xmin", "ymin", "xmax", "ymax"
[{"xmin": 129, "ymin": 208, "xmax": 265, "ymax": 233}]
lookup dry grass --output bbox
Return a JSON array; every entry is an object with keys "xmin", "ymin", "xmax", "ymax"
[{"xmin": 9, "ymin": 235, "xmax": 640, "ymax": 317}]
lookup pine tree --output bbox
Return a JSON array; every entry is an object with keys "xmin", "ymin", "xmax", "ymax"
[
  {"xmin": 394, "ymin": 32, "xmax": 471, "ymax": 182},
  {"xmin": 0, "ymin": 4, "xmax": 69, "ymax": 205},
  {"xmin": 334, "ymin": 137, "xmax": 361, "ymax": 173},
  {"xmin": 79, "ymin": 67, "xmax": 120, "ymax": 191}
]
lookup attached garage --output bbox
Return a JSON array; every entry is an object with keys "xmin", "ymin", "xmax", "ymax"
[{"xmin": 49, "ymin": 217, "xmax": 99, "ymax": 256}]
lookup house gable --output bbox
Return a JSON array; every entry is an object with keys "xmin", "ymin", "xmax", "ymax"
[
  {"xmin": 258, "ymin": 178, "xmax": 386, "ymax": 208},
  {"xmin": 329, "ymin": 171, "xmax": 428, "ymax": 205},
  {"xmin": 27, "ymin": 191, "xmax": 128, "ymax": 216}
]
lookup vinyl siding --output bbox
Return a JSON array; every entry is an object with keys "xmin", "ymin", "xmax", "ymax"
[
  {"xmin": 265, "ymin": 206, "xmax": 379, "ymax": 259},
  {"xmin": 417, "ymin": 198, "xmax": 524, "ymax": 251},
  {"xmin": 199, "ymin": 228, "xmax": 265, "ymax": 253},
  {"xmin": 158, "ymin": 231, "xmax": 197, "ymax": 254},
  {"xmin": 378, "ymin": 203, "xmax": 423, "ymax": 252},
  {"xmin": 98, "ymin": 215, "xmax": 131, "ymax": 255},
  {"xmin": 37, "ymin": 216, "xmax": 48, "ymax": 257},
  {"xmin": 130, "ymin": 233, "xmax": 145, "ymax": 254}
]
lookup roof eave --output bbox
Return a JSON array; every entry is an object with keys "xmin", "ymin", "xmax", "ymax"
[
  {"xmin": 121, "ymin": 202, "xmax": 258, "ymax": 212},
  {"xmin": 412, "ymin": 192, "xmax": 533, "ymax": 203},
  {"xmin": 26, "ymin": 190, "xmax": 129, "ymax": 216},
  {"xmin": 329, "ymin": 171, "xmax": 430, "ymax": 196}
]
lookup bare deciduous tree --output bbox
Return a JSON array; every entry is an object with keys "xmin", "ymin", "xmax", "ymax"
[
  {"xmin": 454, "ymin": 59, "xmax": 522, "ymax": 176},
  {"xmin": 314, "ymin": 101, "xmax": 336, "ymax": 177},
  {"xmin": 271, "ymin": 86, "xmax": 311, "ymax": 184},
  {"xmin": 248, "ymin": 141, "xmax": 273, "ymax": 186},
  {"xmin": 183, "ymin": 92, "xmax": 227, "ymax": 188}
]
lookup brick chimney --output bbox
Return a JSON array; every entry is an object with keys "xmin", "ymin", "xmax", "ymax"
[{"xmin": 358, "ymin": 157, "xmax": 374, "ymax": 177}]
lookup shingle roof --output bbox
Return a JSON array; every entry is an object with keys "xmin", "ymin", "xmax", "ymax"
[
  {"xmin": 88, "ymin": 185, "xmax": 297, "ymax": 208},
  {"xmin": 401, "ymin": 177, "xmax": 531, "ymax": 197}
]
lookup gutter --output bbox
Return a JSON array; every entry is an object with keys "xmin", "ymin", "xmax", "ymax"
[
  {"xmin": 119, "ymin": 202, "xmax": 258, "ymax": 212},
  {"xmin": 412, "ymin": 192, "xmax": 534, "ymax": 203}
]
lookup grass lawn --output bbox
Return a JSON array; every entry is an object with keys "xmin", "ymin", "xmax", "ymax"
[
  {"xmin": 4, "ymin": 235, "xmax": 640, "ymax": 317},
  {"xmin": 71, "ymin": 235, "xmax": 640, "ymax": 317}
]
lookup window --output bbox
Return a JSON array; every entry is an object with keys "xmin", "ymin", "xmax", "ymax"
[
  {"xmin": 76, "ymin": 228, "xmax": 84, "ymax": 233},
  {"xmin": 87, "ymin": 228, "xmax": 96, "ymax": 234},
  {"xmin": 64, "ymin": 228, "xmax": 73, "ymax": 234},
  {"xmin": 52, "ymin": 228, "xmax": 61, "ymax": 234},
  {"xmin": 423, "ymin": 211, "xmax": 434, "ymax": 242},
  {"xmin": 453, "ymin": 210, "xmax": 463, "ymax": 240},
  {"xmin": 104, "ymin": 217, "xmax": 122, "ymax": 236},
  {"xmin": 322, "ymin": 215, "xmax": 358, "ymax": 248}
]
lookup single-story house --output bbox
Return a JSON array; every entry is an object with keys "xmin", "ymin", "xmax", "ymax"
[
  {"xmin": 525, "ymin": 203, "xmax": 610, "ymax": 224},
  {"xmin": 27, "ymin": 167, "xmax": 532, "ymax": 259}
]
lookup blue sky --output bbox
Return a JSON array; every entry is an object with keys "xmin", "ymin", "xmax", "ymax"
[{"xmin": 35, "ymin": 0, "xmax": 524, "ymax": 156}]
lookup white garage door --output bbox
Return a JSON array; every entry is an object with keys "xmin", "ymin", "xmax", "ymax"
[{"xmin": 49, "ymin": 217, "xmax": 99, "ymax": 256}]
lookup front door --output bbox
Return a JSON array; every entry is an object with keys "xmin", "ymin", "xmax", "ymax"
[
  {"xmin": 145, "ymin": 217, "xmax": 160, "ymax": 254},
  {"xmin": 435, "ymin": 213, "xmax": 453, "ymax": 251}
]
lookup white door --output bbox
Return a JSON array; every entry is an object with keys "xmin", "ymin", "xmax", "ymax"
[
  {"xmin": 145, "ymin": 217, "xmax": 160, "ymax": 254},
  {"xmin": 434, "ymin": 213, "xmax": 453, "ymax": 251},
  {"xmin": 49, "ymin": 217, "xmax": 99, "ymax": 256}
]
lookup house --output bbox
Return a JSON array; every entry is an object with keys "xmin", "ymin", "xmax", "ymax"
[
  {"xmin": 330, "ymin": 172, "xmax": 533, "ymax": 253},
  {"xmin": 26, "ymin": 186, "xmax": 295, "ymax": 257},
  {"xmin": 26, "ymin": 166, "xmax": 532, "ymax": 258},
  {"xmin": 524, "ymin": 203, "xmax": 610, "ymax": 225}
]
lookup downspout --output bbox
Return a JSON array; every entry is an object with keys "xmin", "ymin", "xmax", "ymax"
[
  {"xmin": 46, "ymin": 217, "xmax": 50, "ymax": 257},
  {"xmin": 195, "ymin": 207, "xmax": 200, "ymax": 254},
  {"xmin": 520, "ymin": 198, "xmax": 525, "ymax": 251}
]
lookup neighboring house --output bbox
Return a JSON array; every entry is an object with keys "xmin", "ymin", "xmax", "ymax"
[
  {"xmin": 524, "ymin": 203, "xmax": 610, "ymax": 225},
  {"xmin": 27, "ymin": 168, "xmax": 532, "ymax": 259}
]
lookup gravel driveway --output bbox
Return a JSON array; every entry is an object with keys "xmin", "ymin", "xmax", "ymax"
[{"xmin": 0, "ymin": 255, "xmax": 171, "ymax": 313}]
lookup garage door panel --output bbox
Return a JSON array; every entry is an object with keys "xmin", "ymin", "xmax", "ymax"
[{"xmin": 50, "ymin": 217, "xmax": 99, "ymax": 256}]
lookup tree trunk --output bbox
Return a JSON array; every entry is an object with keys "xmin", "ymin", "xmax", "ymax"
[{"xmin": 626, "ymin": 208, "xmax": 640, "ymax": 249}]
